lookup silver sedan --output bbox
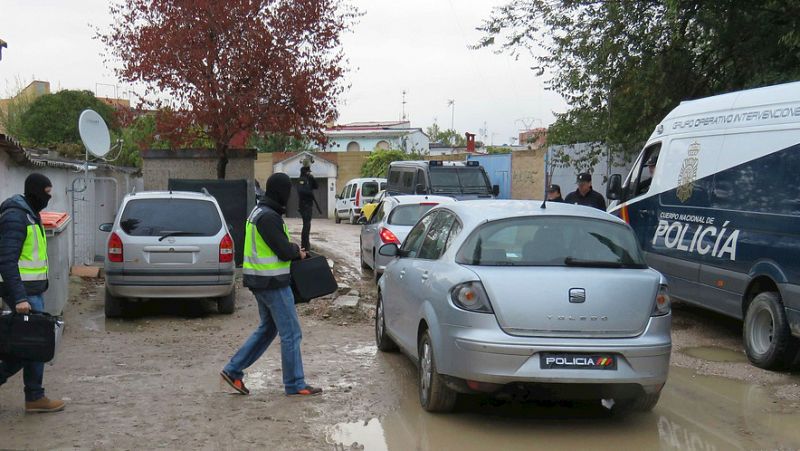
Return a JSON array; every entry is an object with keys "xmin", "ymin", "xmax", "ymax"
[
  {"xmin": 376, "ymin": 200, "xmax": 671, "ymax": 413},
  {"xmin": 360, "ymin": 195, "xmax": 455, "ymax": 281}
]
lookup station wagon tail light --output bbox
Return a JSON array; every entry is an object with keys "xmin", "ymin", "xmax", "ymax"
[
  {"xmin": 108, "ymin": 232, "xmax": 124, "ymax": 263},
  {"xmin": 451, "ymin": 282, "xmax": 493, "ymax": 313},
  {"xmin": 420, "ymin": 202, "xmax": 439, "ymax": 206},
  {"xmin": 355, "ymin": 188, "xmax": 361, "ymax": 207},
  {"xmin": 379, "ymin": 227, "xmax": 400, "ymax": 245},
  {"xmin": 653, "ymin": 284, "xmax": 671, "ymax": 316},
  {"xmin": 219, "ymin": 233, "xmax": 234, "ymax": 263}
]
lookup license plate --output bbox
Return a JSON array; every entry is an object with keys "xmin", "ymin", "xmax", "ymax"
[{"xmin": 540, "ymin": 353, "xmax": 617, "ymax": 370}]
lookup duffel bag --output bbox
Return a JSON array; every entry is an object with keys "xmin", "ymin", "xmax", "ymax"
[{"xmin": 0, "ymin": 310, "xmax": 61, "ymax": 363}]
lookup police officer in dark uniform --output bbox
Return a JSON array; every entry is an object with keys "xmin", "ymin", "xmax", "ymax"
[
  {"xmin": 297, "ymin": 166, "xmax": 319, "ymax": 251},
  {"xmin": 547, "ymin": 184, "xmax": 564, "ymax": 202},
  {"xmin": 564, "ymin": 173, "xmax": 607, "ymax": 210}
]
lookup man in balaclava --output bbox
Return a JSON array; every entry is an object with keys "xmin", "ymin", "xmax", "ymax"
[
  {"xmin": 296, "ymin": 165, "xmax": 319, "ymax": 251},
  {"xmin": 0, "ymin": 173, "xmax": 66, "ymax": 413},
  {"xmin": 221, "ymin": 173, "xmax": 322, "ymax": 397}
]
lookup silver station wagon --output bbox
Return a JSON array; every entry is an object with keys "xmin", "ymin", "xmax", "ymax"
[
  {"xmin": 376, "ymin": 200, "xmax": 671, "ymax": 413},
  {"xmin": 101, "ymin": 191, "xmax": 236, "ymax": 318}
]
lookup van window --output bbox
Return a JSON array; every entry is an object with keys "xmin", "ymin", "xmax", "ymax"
[
  {"xmin": 416, "ymin": 169, "xmax": 427, "ymax": 193},
  {"xmin": 401, "ymin": 170, "xmax": 415, "ymax": 193},
  {"xmin": 339, "ymin": 184, "xmax": 349, "ymax": 199},
  {"xmin": 388, "ymin": 170, "xmax": 401, "ymax": 186},
  {"xmin": 712, "ymin": 143, "xmax": 800, "ymax": 215},
  {"xmin": 348, "ymin": 184, "xmax": 356, "ymax": 199},
  {"xmin": 380, "ymin": 182, "xmax": 387, "ymax": 191},
  {"xmin": 430, "ymin": 167, "xmax": 491, "ymax": 195},
  {"xmin": 362, "ymin": 182, "xmax": 379, "ymax": 197},
  {"xmin": 120, "ymin": 199, "xmax": 222, "ymax": 237},
  {"xmin": 633, "ymin": 144, "xmax": 661, "ymax": 197}
]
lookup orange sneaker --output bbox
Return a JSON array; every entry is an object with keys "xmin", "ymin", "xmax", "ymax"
[
  {"xmin": 287, "ymin": 386, "xmax": 323, "ymax": 397},
  {"xmin": 220, "ymin": 371, "xmax": 250, "ymax": 395}
]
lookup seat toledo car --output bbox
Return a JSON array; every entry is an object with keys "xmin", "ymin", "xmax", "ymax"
[
  {"xmin": 100, "ymin": 190, "xmax": 236, "ymax": 318},
  {"xmin": 376, "ymin": 200, "xmax": 671, "ymax": 413},
  {"xmin": 360, "ymin": 195, "xmax": 455, "ymax": 281}
]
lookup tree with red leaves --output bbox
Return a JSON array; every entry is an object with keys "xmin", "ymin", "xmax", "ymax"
[{"xmin": 101, "ymin": 0, "xmax": 357, "ymax": 178}]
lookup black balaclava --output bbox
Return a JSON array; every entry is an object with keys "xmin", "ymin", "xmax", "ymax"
[
  {"xmin": 24, "ymin": 173, "xmax": 53, "ymax": 213},
  {"xmin": 265, "ymin": 173, "xmax": 292, "ymax": 210},
  {"xmin": 300, "ymin": 166, "xmax": 311, "ymax": 176}
]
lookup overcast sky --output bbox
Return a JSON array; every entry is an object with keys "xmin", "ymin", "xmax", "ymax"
[{"xmin": 0, "ymin": 0, "xmax": 566, "ymax": 145}]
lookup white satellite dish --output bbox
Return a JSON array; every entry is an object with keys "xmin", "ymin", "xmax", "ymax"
[{"xmin": 78, "ymin": 109, "xmax": 111, "ymax": 158}]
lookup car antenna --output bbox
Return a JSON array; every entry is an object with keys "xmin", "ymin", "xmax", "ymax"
[{"xmin": 540, "ymin": 183, "xmax": 547, "ymax": 209}]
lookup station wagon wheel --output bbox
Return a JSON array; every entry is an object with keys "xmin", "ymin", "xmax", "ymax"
[
  {"xmin": 375, "ymin": 292, "xmax": 397, "ymax": 352},
  {"xmin": 418, "ymin": 330, "xmax": 457, "ymax": 412},
  {"xmin": 104, "ymin": 287, "xmax": 126, "ymax": 319},
  {"xmin": 744, "ymin": 292, "xmax": 797, "ymax": 370}
]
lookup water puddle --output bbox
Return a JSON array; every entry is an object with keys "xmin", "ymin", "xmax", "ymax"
[
  {"xmin": 682, "ymin": 346, "xmax": 749, "ymax": 363},
  {"xmin": 327, "ymin": 364, "xmax": 800, "ymax": 450}
]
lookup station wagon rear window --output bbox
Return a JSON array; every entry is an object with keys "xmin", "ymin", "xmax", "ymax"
[
  {"xmin": 456, "ymin": 217, "xmax": 646, "ymax": 268},
  {"xmin": 388, "ymin": 204, "xmax": 439, "ymax": 226},
  {"xmin": 120, "ymin": 199, "xmax": 222, "ymax": 237}
]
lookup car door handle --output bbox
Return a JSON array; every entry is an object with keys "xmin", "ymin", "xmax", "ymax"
[
  {"xmin": 400, "ymin": 269, "xmax": 406, "ymax": 279},
  {"xmin": 421, "ymin": 271, "xmax": 429, "ymax": 281}
]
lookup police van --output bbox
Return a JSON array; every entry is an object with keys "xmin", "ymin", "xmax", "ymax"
[
  {"xmin": 606, "ymin": 81, "xmax": 800, "ymax": 370},
  {"xmin": 386, "ymin": 160, "xmax": 499, "ymax": 200}
]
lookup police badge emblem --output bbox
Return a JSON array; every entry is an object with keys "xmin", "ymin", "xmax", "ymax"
[{"xmin": 676, "ymin": 141, "xmax": 700, "ymax": 203}]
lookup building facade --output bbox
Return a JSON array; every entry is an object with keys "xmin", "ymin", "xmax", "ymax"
[{"xmin": 322, "ymin": 121, "xmax": 430, "ymax": 154}]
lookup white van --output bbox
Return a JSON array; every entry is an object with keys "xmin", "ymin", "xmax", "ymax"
[
  {"xmin": 606, "ymin": 81, "xmax": 800, "ymax": 370},
  {"xmin": 335, "ymin": 177, "xmax": 386, "ymax": 224}
]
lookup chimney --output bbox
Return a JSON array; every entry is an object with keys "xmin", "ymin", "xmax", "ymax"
[{"xmin": 465, "ymin": 132, "xmax": 476, "ymax": 153}]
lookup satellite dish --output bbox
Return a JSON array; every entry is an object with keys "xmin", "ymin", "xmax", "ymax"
[{"xmin": 78, "ymin": 109, "xmax": 111, "ymax": 158}]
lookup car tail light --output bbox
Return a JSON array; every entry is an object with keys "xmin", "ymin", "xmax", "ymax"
[
  {"xmin": 355, "ymin": 188, "xmax": 361, "ymax": 207},
  {"xmin": 219, "ymin": 233, "xmax": 234, "ymax": 263},
  {"xmin": 420, "ymin": 202, "xmax": 439, "ymax": 206},
  {"xmin": 379, "ymin": 227, "xmax": 400, "ymax": 244},
  {"xmin": 451, "ymin": 281, "xmax": 493, "ymax": 313},
  {"xmin": 652, "ymin": 284, "xmax": 671, "ymax": 316},
  {"xmin": 108, "ymin": 232, "xmax": 123, "ymax": 263}
]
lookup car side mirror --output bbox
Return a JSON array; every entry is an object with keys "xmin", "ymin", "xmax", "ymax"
[
  {"xmin": 99, "ymin": 223, "xmax": 113, "ymax": 232},
  {"xmin": 492, "ymin": 185, "xmax": 500, "ymax": 197},
  {"xmin": 606, "ymin": 174, "xmax": 622, "ymax": 200},
  {"xmin": 378, "ymin": 243, "xmax": 400, "ymax": 258}
]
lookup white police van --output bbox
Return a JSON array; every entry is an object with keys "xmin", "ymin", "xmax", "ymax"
[{"xmin": 607, "ymin": 81, "xmax": 800, "ymax": 370}]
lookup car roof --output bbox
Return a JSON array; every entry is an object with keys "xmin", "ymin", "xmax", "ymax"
[
  {"xmin": 389, "ymin": 195, "xmax": 456, "ymax": 205},
  {"xmin": 346, "ymin": 178, "xmax": 386, "ymax": 183},
  {"xmin": 124, "ymin": 191, "xmax": 217, "ymax": 201},
  {"xmin": 443, "ymin": 200, "xmax": 624, "ymax": 227}
]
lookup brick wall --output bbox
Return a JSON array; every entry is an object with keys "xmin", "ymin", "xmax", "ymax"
[
  {"xmin": 254, "ymin": 152, "xmax": 274, "ymax": 183},
  {"xmin": 511, "ymin": 149, "xmax": 546, "ymax": 200},
  {"xmin": 141, "ymin": 149, "xmax": 256, "ymax": 191},
  {"xmin": 335, "ymin": 152, "xmax": 370, "ymax": 193}
]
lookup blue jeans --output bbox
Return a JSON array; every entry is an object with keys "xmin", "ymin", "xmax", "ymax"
[
  {"xmin": 0, "ymin": 294, "xmax": 46, "ymax": 402},
  {"xmin": 223, "ymin": 286, "xmax": 306, "ymax": 393}
]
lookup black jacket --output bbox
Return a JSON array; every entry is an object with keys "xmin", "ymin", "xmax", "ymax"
[
  {"xmin": 243, "ymin": 198, "xmax": 302, "ymax": 290},
  {"xmin": 297, "ymin": 174, "xmax": 319, "ymax": 210},
  {"xmin": 0, "ymin": 195, "xmax": 48, "ymax": 306},
  {"xmin": 564, "ymin": 188, "xmax": 607, "ymax": 211}
]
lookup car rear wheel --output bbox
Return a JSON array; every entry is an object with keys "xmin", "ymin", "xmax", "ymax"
[
  {"xmin": 375, "ymin": 293, "xmax": 397, "ymax": 352},
  {"xmin": 744, "ymin": 292, "xmax": 797, "ymax": 370},
  {"xmin": 104, "ymin": 287, "xmax": 125, "ymax": 318},
  {"xmin": 418, "ymin": 330, "xmax": 457, "ymax": 412},
  {"xmin": 217, "ymin": 286, "xmax": 236, "ymax": 314}
]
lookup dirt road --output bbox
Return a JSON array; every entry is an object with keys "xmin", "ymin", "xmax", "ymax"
[{"xmin": 1, "ymin": 219, "xmax": 799, "ymax": 450}]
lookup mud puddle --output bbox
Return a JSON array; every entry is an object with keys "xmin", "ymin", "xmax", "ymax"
[
  {"xmin": 682, "ymin": 346, "xmax": 749, "ymax": 363},
  {"xmin": 327, "ymin": 361, "xmax": 800, "ymax": 450}
]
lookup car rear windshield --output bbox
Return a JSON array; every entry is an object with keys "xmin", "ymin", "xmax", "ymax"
[
  {"xmin": 120, "ymin": 198, "xmax": 222, "ymax": 237},
  {"xmin": 388, "ymin": 204, "xmax": 438, "ymax": 226},
  {"xmin": 456, "ymin": 216, "xmax": 646, "ymax": 268},
  {"xmin": 362, "ymin": 182, "xmax": 380, "ymax": 197},
  {"xmin": 430, "ymin": 167, "xmax": 491, "ymax": 194}
]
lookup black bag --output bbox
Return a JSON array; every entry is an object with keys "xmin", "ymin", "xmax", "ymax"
[
  {"xmin": 0, "ymin": 310, "xmax": 60, "ymax": 363},
  {"xmin": 290, "ymin": 254, "xmax": 338, "ymax": 304}
]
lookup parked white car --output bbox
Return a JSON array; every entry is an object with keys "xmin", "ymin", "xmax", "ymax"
[{"xmin": 335, "ymin": 178, "xmax": 386, "ymax": 224}]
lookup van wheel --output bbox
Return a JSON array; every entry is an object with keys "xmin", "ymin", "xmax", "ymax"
[
  {"xmin": 418, "ymin": 330, "xmax": 457, "ymax": 412},
  {"xmin": 104, "ymin": 288, "xmax": 125, "ymax": 318},
  {"xmin": 744, "ymin": 292, "xmax": 797, "ymax": 370},
  {"xmin": 217, "ymin": 286, "xmax": 236, "ymax": 314},
  {"xmin": 335, "ymin": 211, "xmax": 341, "ymax": 224},
  {"xmin": 349, "ymin": 210, "xmax": 356, "ymax": 225},
  {"xmin": 375, "ymin": 293, "xmax": 397, "ymax": 352}
]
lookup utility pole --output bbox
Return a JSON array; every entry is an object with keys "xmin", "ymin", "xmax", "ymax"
[
  {"xmin": 0, "ymin": 38, "xmax": 7, "ymax": 61},
  {"xmin": 447, "ymin": 99, "xmax": 455, "ymax": 130},
  {"xmin": 401, "ymin": 90, "xmax": 407, "ymax": 121}
]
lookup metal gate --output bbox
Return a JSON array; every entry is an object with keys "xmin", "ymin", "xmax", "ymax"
[
  {"xmin": 70, "ymin": 176, "xmax": 119, "ymax": 265},
  {"xmin": 468, "ymin": 153, "xmax": 512, "ymax": 199}
]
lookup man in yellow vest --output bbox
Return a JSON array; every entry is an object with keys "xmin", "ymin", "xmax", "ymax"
[
  {"xmin": 0, "ymin": 173, "xmax": 65, "ymax": 413},
  {"xmin": 221, "ymin": 173, "xmax": 322, "ymax": 396}
]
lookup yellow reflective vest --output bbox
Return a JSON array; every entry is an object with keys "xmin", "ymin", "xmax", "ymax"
[
  {"xmin": 0, "ymin": 215, "xmax": 48, "ymax": 283},
  {"xmin": 242, "ymin": 208, "xmax": 291, "ymax": 278}
]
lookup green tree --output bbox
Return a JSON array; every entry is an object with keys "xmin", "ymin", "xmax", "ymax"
[
  {"xmin": 476, "ymin": 0, "xmax": 800, "ymax": 167},
  {"xmin": 361, "ymin": 149, "xmax": 421, "ymax": 178},
  {"xmin": 18, "ymin": 90, "xmax": 118, "ymax": 151},
  {"xmin": 426, "ymin": 124, "xmax": 467, "ymax": 147},
  {"xmin": 248, "ymin": 132, "xmax": 314, "ymax": 152}
]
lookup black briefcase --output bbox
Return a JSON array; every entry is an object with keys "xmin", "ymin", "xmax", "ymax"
[
  {"xmin": 0, "ymin": 311, "xmax": 61, "ymax": 363},
  {"xmin": 290, "ymin": 254, "xmax": 338, "ymax": 304}
]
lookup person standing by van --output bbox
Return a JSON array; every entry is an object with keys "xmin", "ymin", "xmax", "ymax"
[
  {"xmin": 297, "ymin": 166, "xmax": 319, "ymax": 251},
  {"xmin": 221, "ymin": 173, "xmax": 322, "ymax": 397},
  {"xmin": 565, "ymin": 173, "xmax": 607, "ymax": 210},
  {"xmin": 547, "ymin": 184, "xmax": 564, "ymax": 202},
  {"xmin": 0, "ymin": 173, "xmax": 65, "ymax": 413}
]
